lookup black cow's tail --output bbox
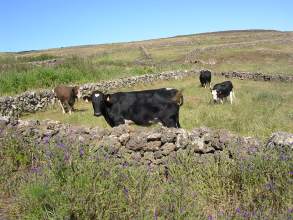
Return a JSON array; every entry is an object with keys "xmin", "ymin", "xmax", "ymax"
[{"xmin": 174, "ymin": 89, "xmax": 184, "ymax": 106}]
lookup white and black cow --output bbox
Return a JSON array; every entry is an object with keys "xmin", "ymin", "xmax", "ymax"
[
  {"xmin": 211, "ymin": 81, "xmax": 235, "ymax": 104},
  {"xmin": 91, "ymin": 88, "xmax": 183, "ymax": 128},
  {"xmin": 53, "ymin": 85, "xmax": 81, "ymax": 114},
  {"xmin": 199, "ymin": 70, "xmax": 212, "ymax": 88}
]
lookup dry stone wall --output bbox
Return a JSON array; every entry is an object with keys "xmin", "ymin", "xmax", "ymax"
[
  {"xmin": 219, "ymin": 71, "xmax": 293, "ymax": 82},
  {"xmin": 1, "ymin": 117, "xmax": 292, "ymax": 167},
  {"xmin": 0, "ymin": 70, "xmax": 292, "ymax": 118}
]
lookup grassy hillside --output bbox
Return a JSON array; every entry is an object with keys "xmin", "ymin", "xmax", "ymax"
[
  {"xmin": 22, "ymin": 76, "xmax": 293, "ymax": 139},
  {"xmin": 1, "ymin": 29, "xmax": 293, "ymax": 95}
]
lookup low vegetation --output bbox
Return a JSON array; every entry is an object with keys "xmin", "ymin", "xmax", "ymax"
[
  {"xmin": 22, "ymin": 76, "xmax": 293, "ymax": 139},
  {"xmin": 0, "ymin": 129, "xmax": 292, "ymax": 219}
]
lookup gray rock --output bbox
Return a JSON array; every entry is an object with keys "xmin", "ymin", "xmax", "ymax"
[
  {"xmin": 119, "ymin": 133, "xmax": 130, "ymax": 145},
  {"xmin": 161, "ymin": 143, "xmax": 176, "ymax": 155},
  {"xmin": 161, "ymin": 129, "xmax": 177, "ymax": 143},
  {"xmin": 145, "ymin": 141, "xmax": 162, "ymax": 151},
  {"xmin": 126, "ymin": 135, "xmax": 147, "ymax": 151},
  {"xmin": 154, "ymin": 151, "xmax": 163, "ymax": 159},
  {"xmin": 266, "ymin": 132, "xmax": 293, "ymax": 149},
  {"xmin": 147, "ymin": 133, "xmax": 162, "ymax": 141},
  {"xmin": 175, "ymin": 129, "xmax": 189, "ymax": 149},
  {"xmin": 111, "ymin": 124, "xmax": 132, "ymax": 137}
]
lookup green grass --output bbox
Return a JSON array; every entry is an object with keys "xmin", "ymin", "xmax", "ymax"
[
  {"xmin": 0, "ymin": 56, "xmax": 159, "ymax": 95},
  {"xmin": 21, "ymin": 76, "xmax": 293, "ymax": 139},
  {"xmin": 0, "ymin": 131, "xmax": 292, "ymax": 219}
]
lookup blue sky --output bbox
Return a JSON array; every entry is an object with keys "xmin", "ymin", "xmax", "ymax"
[{"xmin": 0, "ymin": 0, "xmax": 292, "ymax": 52}]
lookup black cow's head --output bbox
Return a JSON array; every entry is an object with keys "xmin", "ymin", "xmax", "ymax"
[{"xmin": 91, "ymin": 91, "xmax": 111, "ymax": 117}]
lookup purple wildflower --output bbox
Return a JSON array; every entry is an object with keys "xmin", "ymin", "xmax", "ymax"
[
  {"xmin": 79, "ymin": 147, "xmax": 84, "ymax": 158},
  {"xmin": 288, "ymin": 208, "xmax": 293, "ymax": 213},
  {"xmin": 207, "ymin": 215, "xmax": 213, "ymax": 220},
  {"xmin": 57, "ymin": 142, "xmax": 65, "ymax": 148},
  {"xmin": 43, "ymin": 136, "xmax": 50, "ymax": 144},
  {"xmin": 31, "ymin": 166, "xmax": 41, "ymax": 174},
  {"xmin": 289, "ymin": 171, "xmax": 293, "ymax": 175},
  {"xmin": 242, "ymin": 211, "xmax": 250, "ymax": 218},
  {"xmin": 236, "ymin": 208, "xmax": 241, "ymax": 213},
  {"xmin": 122, "ymin": 161, "xmax": 128, "ymax": 168}
]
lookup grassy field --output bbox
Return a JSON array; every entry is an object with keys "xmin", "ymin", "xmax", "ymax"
[
  {"xmin": 1, "ymin": 30, "xmax": 293, "ymax": 95},
  {"xmin": 21, "ymin": 76, "xmax": 293, "ymax": 139}
]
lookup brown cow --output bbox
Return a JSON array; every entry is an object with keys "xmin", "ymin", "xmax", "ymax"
[{"xmin": 53, "ymin": 85, "xmax": 81, "ymax": 114}]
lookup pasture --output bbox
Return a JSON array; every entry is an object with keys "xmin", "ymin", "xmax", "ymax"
[
  {"xmin": 22, "ymin": 76, "xmax": 293, "ymax": 139},
  {"xmin": 1, "ymin": 30, "xmax": 293, "ymax": 219}
]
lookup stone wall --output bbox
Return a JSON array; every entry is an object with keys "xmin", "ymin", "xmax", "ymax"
[
  {"xmin": 1, "ymin": 117, "xmax": 292, "ymax": 167},
  {"xmin": 219, "ymin": 71, "xmax": 293, "ymax": 82},
  {"xmin": 0, "ymin": 70, "xmax": 292, "ymax": 118}
]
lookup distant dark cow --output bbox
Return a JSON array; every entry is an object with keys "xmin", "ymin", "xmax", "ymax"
[
  {"xmin": 91, "ymin": 88, "xmax": 183, "ymax": 128},
  {"xmin": 199, "ymin": 70, "xmax": 212, "ymax": 88},
  {"xmin": 211, "ymin": 81, "xmax": 235, "ymax": 104},
  {"xmin": 53, "ymin": 85, "xmax": 81, "ymax": 114}
]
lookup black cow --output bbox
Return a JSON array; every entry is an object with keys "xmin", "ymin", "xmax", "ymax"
[
  {"xmin": 91, "ymin": 88, "xmax": 183, "ymax": 128},
  {"xmin": 199, "ymin": 70, "xmax": 212, "ymax": 88},
  {"xmin": 211, "ymin": 81, "xmax": 235, "ymax": 104}
]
